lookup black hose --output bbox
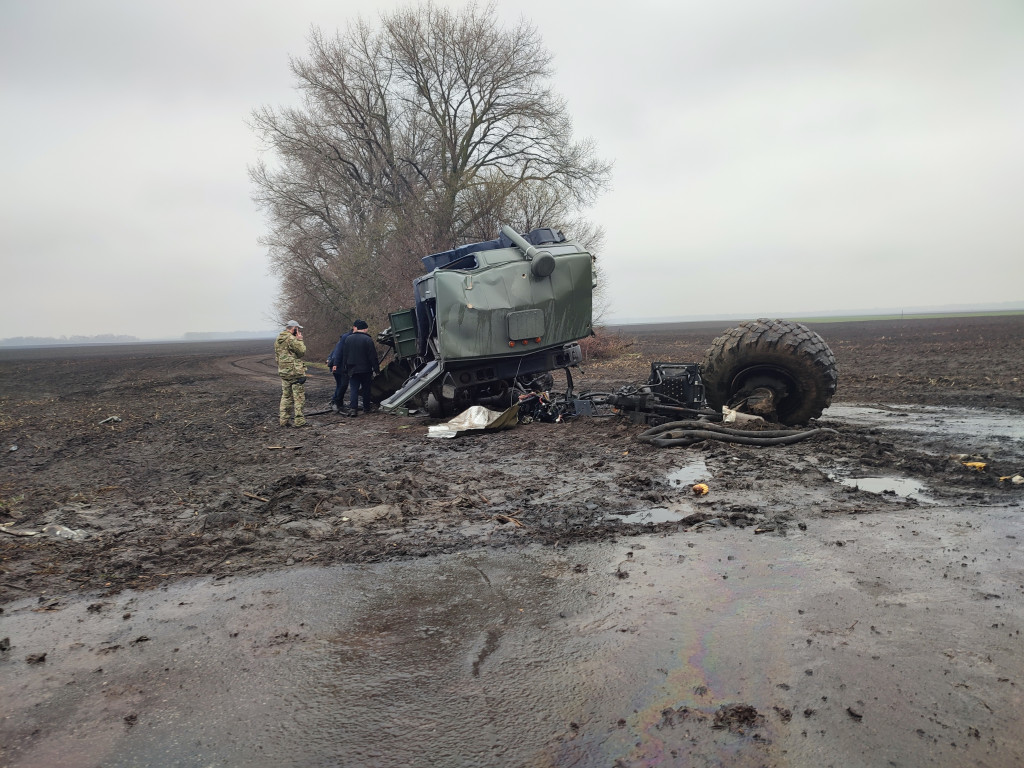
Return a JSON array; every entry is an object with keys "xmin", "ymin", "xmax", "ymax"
[
  {"xmin": 641, "ymin": 421, "xmax": 813, "ymax": 439},
  {"xmin": 648, "ymin": 406, "xmax": 721, "ymax": 419},
  {"xmin": 638, "ymin": 427, "xmax": 838, "ymax": 448}
]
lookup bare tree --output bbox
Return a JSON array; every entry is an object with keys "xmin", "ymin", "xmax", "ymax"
[{"xmin": 250, "ymin": 1, "xmax": 611, "ymax": 348}]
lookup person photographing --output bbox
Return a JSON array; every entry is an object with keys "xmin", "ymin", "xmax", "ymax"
[{"xmin": 275, "ymin": 320, "xmax": 308, "ymax": 427}]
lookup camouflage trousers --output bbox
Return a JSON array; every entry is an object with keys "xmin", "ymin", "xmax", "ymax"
[{"xmin": 279, "ymin": 377, "xmax": 306, "ymax": 426}]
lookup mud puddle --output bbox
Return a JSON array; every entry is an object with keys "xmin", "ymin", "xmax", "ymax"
[
  {"xmin": 828, "ymin": 473, "xmax": 936, "ymax": 504},
  {"xmin": 825, "ymin": 404, "xmax": 1024, "ymax": 442},
  {"xmin": 607, "ymin": 460, "xmax": 708, "ymax": 525},
  {"xmin": 611, "ymin": 504, "xmax": 697, "ymax": 525},
  {"xmin": 667, "ymin": 458, "xmax": 709, "ymax": 487},
  {"xmin": 3, "ymin": 502, "xmax": 1023, "ymax": 767}
]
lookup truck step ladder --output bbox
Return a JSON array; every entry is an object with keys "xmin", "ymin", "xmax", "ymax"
[{"xmin": 380, "ymin": 360, "xmax": 444, "ymax": 412}]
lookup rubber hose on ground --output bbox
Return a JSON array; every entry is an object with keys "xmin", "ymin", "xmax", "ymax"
[
  {"xmin": 657, "ymin": 407, "xmax": 721, "ymax": 419},
  {"xmin": 637, "ymin": 428, "xmax": 838, "ymax": 448},
  {"xmin": 640, "ymin": 421, "xmax": 814, "ymax": 439}
]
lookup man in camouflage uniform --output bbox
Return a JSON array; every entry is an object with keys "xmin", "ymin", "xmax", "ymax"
[{"xmin": 275, "ymin": 320, "xmax": 307, "ymax": 427}]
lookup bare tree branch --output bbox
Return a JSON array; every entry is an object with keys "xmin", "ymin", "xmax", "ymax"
[{"xmin": 249, "ymin": 1, "xmax": 611, "ymax": 348}]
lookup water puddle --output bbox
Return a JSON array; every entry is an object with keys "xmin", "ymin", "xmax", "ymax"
[
  {"xmin": 825, "ymin": 405, "xmax": 1024, "ymax": 442},
  {"xmin": 615, "ymin": 506, "xmax": 692, "ymax": 525},
  {"xmin": 666, "ymin": 458, "xmax": 709, "ymax": 487},
  {"xmin": 0, "ymin": 537, "xmax": 807, "ymax": 767},
  {"xmin": 829, "ymin": 473, "xmax": 936, "ymax": 503},
  {"xmin": 610, "ymin": 460, "xmax": 708, "ymax": 525},
  {"xmin": 6, "ymin": 508, "xmax": 1024, "ymax": 767}
]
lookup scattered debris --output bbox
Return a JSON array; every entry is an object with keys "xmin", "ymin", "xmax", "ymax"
[
  {"xmin": 722, "ymin": 406, "xmax": 766, "ymax": 426},
  {"xmin": 242, "ymin": 492, "xmax": 269, "ymax": 502},
  {"xmin": 1, "ymin": 524, "xmax": 39, "ymax": 537},
  {"xmin": 692, "ymin": 483, "xmax": 710, "ymax": 496},
  {"xmin": 962, "ymin": 461, "xmax": 987, "ymax": 471},
  {"xmin": 98, "ymin": 415, "xmax": 122, "ymax": 425},
  {"xmin": 8, "ymin": 445, "xmax": 16, "ymax": 452},
  {"xmin": 25, "ymin": 652, "xmax": 47, "ymax": 664}
]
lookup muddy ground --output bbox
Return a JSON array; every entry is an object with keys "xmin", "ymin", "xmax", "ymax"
[
  {"xmin": 1, "ymin": 315, "xmax": 1022, "ymax": 602},
  {"xmin": 2, "ymin": 315, "xmax": 1024, "ymax": 767}
]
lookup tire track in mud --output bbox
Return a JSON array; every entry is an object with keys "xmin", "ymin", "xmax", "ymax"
[
  {"xmin": 216, "ymin": 354, "xmax": 282, "ymax": 387},
  {"xmin": 216, "ymin": 354, "xmax": 331, "ymax": 394}
]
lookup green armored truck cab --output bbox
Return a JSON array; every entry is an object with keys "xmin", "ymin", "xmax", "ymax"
[{"xmin": 377, "ymin": 226, "xmax": 595, "ymax": 416}]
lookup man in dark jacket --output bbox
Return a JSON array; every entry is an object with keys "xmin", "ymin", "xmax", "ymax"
[
  {"xmin": 344, "ymin": 320, "xmax": 380, "ymax": 417},
  {"xmin": 327, "ymin": 324, "xmax": 354, "ymax": 412}
]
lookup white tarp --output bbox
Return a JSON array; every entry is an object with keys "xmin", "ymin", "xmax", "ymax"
[{"xmin": 427, "ymin": 404, "xmax": 520, "ymax": 438}]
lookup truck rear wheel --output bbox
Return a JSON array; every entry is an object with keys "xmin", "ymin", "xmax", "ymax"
[
  {"xmin": 426, "ymin": 391, "xmax": 451, "ymax": 419},
  {"xmin": 701, "ymin": 319, "xmax": 838, "ymax": 425}
]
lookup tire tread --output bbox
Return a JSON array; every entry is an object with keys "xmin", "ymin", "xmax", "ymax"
[{"xmin": 701, "ymin": 319, "xmax": 838, "ymax": 424}]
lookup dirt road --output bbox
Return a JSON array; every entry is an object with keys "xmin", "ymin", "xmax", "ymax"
[{"xmin": 1, "ymin": 315, "xmax": 1023, "ymax": 766}]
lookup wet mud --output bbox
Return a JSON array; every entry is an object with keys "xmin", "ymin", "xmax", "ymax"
[
  {"xmin": 1, "ymin": 315, "xmax": 1023, "ymax": 766},
  {"xmin": 3, "ymin": 507, "xmax": 1022, "ymax": 766}
]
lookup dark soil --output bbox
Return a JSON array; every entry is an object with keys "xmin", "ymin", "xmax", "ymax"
[{"xmin": 2, "ymin": 315, "xmax": 1023, "ymax": 603}]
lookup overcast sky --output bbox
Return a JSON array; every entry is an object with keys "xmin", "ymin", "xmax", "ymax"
[{"xmin": 2, "ymin": 0, "xmax": 1022, "ymax": 338}]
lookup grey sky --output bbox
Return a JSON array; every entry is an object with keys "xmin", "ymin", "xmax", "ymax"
[{"xmin": 2, "ymin": 0, "xmax": 1021, "ymax": 338}]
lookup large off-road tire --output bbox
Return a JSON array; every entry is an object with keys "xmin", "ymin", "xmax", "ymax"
[{"xmin": 701, "ymin": 319, "xmax": 838, "ymax": 425}]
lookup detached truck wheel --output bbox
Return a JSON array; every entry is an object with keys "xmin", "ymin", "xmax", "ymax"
[{"xmin": 701, "ymin": 319, "xmax": 838, "ymax": 425}]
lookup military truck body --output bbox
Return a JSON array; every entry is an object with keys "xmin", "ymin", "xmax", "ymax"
[
  {"xmin": 373, "ymin": 225, "xmax": 838, "ymax": 426},
  {"xmin": 378, "ymin": 226, "xmax": 594, "ymax": 414}
]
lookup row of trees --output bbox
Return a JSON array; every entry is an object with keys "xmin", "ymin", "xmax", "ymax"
[{"xmin": 250, "ymin": 2, "xmax": 611, "ymax": 348}]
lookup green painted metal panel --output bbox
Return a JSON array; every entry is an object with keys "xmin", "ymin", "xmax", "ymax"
[
  {"xmin": 388, "ymin": 308, "xmax": 418, "ymax": 360},
  {"xmin": 507, "ymin": 309, "xmax": 545, "ymax": 340},
  {"xmin": 434, "ymin": 247, "xmax": 592, "ymax": 361}
]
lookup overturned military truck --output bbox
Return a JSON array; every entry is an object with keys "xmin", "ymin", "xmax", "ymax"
[
  {"xmin": 374, "ymin": 225, "xmax": 593, "ymax": 417},
  {"xmin": 373, "ymin": 225, "xmax": 838, "ymax": 426}
]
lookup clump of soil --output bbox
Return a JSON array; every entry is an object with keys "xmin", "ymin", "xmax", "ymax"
[{"xmin": 713, "ymin": 703, "xmax": 764, "ymax": 732}]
